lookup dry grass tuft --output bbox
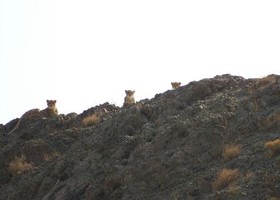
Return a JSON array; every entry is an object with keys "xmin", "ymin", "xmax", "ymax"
[
  {"xmin": 82, "ymin": 114, "xmax": 100, "ymax": 126},
  {"xmin": 227, "ymin": 184, "xmax": 241, "ymax": 194},
  {"xmin": 8, "ymin": 155, "xmax": 34, "ymax": 176},
  {"xmin": 248, "ymin": 75, "xmax": 277, "ymax": 94},
  {"xmin": 268, "ymin": 197, "xmax": 280, "ymax": 200},
  {"xmin": 264, "ymin": 112, "xmax": 280, "ymax": 127},
  {"xmin": 222, "ymin": 145, "xmax": 241, "ymax": 160},
  {"xmin": 244, "ymin": 172, "xmax": 255, "ymax": 183},
  {"xmin": 257, "ymin": 75, "xmax": 277, "ymax": 88},
  {"xmin": 43, "ymin": 151, "xmax": 60, "ymax": 161},
  {"xmin": 264, "ymin": 139, "xmax": 280, "ymax": 156},
  {"xmin": 212, "ymin": 168, "xmax": 239, "ymax": 191}
]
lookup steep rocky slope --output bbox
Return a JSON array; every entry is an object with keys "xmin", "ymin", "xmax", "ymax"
[{"xmin": 1, "ymin": 74, "xmax": 280, "ymax": 200}]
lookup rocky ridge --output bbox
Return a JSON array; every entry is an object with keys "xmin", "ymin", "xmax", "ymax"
[{"xmin": 0, "ymin": 74, "xmax": 280, "ymax": 200}]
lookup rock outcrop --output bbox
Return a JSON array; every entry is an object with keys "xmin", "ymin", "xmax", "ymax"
[{"xmin": 1, "ymin": 74, "xmax": 280, "ymax": 200}]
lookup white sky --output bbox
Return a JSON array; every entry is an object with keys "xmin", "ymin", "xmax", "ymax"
[{"xmin": 1, "ymin": 0, "xmax": 279, "ymax": 124}]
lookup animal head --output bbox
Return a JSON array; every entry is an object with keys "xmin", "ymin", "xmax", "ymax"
[
  {"xmin": 125, "ymin": 90, "xmax": 135, "ymax": 96},
  {"xmin": 46, "ymin": 100, "xmax": 57, "ymax": 109},
  {"xmin": 171, "ymin": 82, "xmax": 181, "ymax": 89}
]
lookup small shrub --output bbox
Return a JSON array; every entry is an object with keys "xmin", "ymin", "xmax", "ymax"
[
  {"xmin": 222, "ymin": 145, "xmax": 241, "ymax": 160},
  {"xmin": 268, "ymin": 197, "xmax": 280, "ymax": 200},
  {"xmin": 82, "ymin": 114, "xmax": 100, "ymax": 126},
  {"xmin": 264, "ymin": 112, "xmax": 280, "ymax": 127},
  {"xmin": 212, "ymin": 168, "xmax": 239, "ymax": 191},
  {"xmin": 8, "ymin": 155, "xmax": 33, "ymax": 176},
  {"xmin": 257, "ymin": 75, "xmax": 277, "ymax": 88},
  {"xmin": 264, "ymin": 139, "xmax": 280, "ymax": 156},
  {"xmin": 43, "ymin": 151, "xmax": 60, "ymax": 161},
  {"xmin": 227, "ymin": 184, "xmax": 240, "ymax": 194},
  {"xmin": 244, "ymin": 172, "xmax": 255, "ymax": 183},
  {"xmin": 249, "ymin": 75, "xmax": 277, "ymax": 93}
]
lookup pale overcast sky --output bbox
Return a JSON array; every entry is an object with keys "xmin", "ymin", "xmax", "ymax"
[{"xmin": 1, "ymin": 0, "xmax": 279, "ymax": 124}]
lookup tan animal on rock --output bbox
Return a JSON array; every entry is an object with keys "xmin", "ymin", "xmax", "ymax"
[
  {"xmin": 123, "ymin": 90, "xmax": 135, "ymax": 107},
  {"xmin": 40, "ymin": 100, "xmax": 58, "ymax": 117},
  {"xmin": 7, "ymin": 100, "xmax": 58, "ymax": 135},
  {"xmin": 171, "ymin": 82, "xmax": 181, "ymax": 89}
]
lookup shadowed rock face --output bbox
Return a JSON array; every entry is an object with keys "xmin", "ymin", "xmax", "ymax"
[{"xmin": 1, "ymin": 74, "xmax": 280, "ymax": 200}]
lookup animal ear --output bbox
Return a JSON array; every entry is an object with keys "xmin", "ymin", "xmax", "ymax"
[
  {"xmin": 46, "ymin": 100, "xmax": 50, "ymax": 103},
  {"xmin": 54, "ymin": 100, "xmax": 57, "ymax": 103},
  {"xmin": 125, "ymin": 90, "xmax": 128, "ymax": 94},
  {"xmin": 132, "ymin": 91, "xmax": 135, "ymax": 94}
]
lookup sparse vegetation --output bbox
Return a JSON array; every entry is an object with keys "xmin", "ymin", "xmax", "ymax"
[
  {"xmin": 2, "ymin": 75, "xmax": 280, "ymax": 199},
  {"xmin": 43, "ymin": 151, "xmax": 60, "ymax": 161},
  {"xmin": 268, "ymin": 197, "xmax": 280, "ymax": 200},
  {"xmin": 248, "ymin": 75, "xmax": 277, "ymax": 94},
  {"xmin": 244, "ymin": 172, "xmax": 255, "ymax": 183},
  {"xmin": 82, "ymin": 114, "xmax": 100, "ymax": 126},
  {"xmin": 264, "ymin": 139, "xmax": 280, "ymax": 156},
  {"xmin": 212, "ymin": 168, "xmax": 239, "ymax": 191},
  {"xmin": 222, "ymin": 145, "xmax": 241, "ymax": 160},
  {"xmin": 257, "ymin": 75, "xmax": 277, "ymax": 88},
  {"xmin": 8, "ymin": 155, "xmax": 34, "ymax": 176},
  {"xmin": 227, "ymin": 184, "xmax": 241, "ymax": 194},
  {"xmin": 264, "ymin": 112, "xmax": 280, "ymax": 127}
]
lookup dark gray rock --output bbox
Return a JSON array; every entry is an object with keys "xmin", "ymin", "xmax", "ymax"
[{"xmin": 1, "ymin": 74, "xmax": 280, "ymax": 200}]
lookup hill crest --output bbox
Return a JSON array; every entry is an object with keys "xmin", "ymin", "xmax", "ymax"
[{"xmin": 0, "ymin": 74, "xmax": 280, "ymax": 200}]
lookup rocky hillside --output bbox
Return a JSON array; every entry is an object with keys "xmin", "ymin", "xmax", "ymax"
[{"xmin": 1, "ymin": 74, "xmax": 280, "ymax": 200}]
